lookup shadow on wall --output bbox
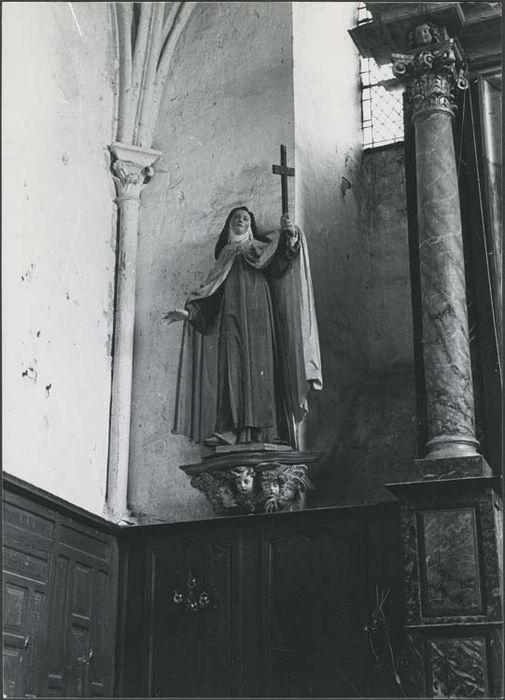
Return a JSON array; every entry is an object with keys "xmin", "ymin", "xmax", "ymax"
[{"xmin": 310, "ymin": 363, "xmax": 417, "ymax": 507}]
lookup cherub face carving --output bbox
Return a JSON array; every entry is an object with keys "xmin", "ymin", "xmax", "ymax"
[
  {"xmin": 214, "ymin": 484, "xmax": 235, "ymax": 508},
  {"xmin": 261, "ymin": 479, "xmax": 280, "ymax": 497},
  {"xmin": 414, "ymin": 23, "xmax": 433, "ymax": 47},
  {"xmin": 232, "ymin": 467, "xmax": 255, "ymax": 495}
]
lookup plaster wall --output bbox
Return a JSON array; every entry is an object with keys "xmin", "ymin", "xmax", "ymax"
[
  {"xmin": 312, "ymin": 365, "xmax": 417, "ymax": 507},
  {"xmin": 129, "ymin": 2, "xmax": 295, "ymax": 522},
  {"xmin": 2, "ymin": 2, "xmax": 117, "ymax": 515},
  {"xmin": 289, "ymin": 12, "xmax": 416, "ymax": 503},
  {"xmin": 292, "ymin": 1, "xmax": 367, "ymax": 451},
  {"xmin": 361, "ymin": 144, "xmax": 414, "ymax": 369},
  {"xmin": 311, "ymin": 144, "xmax": 416, "ymax": 507}
]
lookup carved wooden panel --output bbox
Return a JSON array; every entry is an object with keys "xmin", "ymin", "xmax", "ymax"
[
  {"xmin": 146, "ymin": 529, "xmax": 242, "ymax": 698},
  {"xmin": 258, "ymin": 507, "xmax": 401, "ymax": 698},
  {"xmin": 261, "ymin": 523, "xmax": 363, "ymax": 697},
  {"xmin": 2, "ymin": 577, "xmax": 48, "ymax": 698},
  {"xmin": 44, "ymin": 555, "xmax": 70, "ymax": 697},
  {"xmin": 120, "ymin": 503, "xmax": 402, "ymax": 698},
  {"xmin": 3, "ymin": 523, "xmax": 50, "ymax": 700},
  {"xmin": 2, "ymin": 480, "xmax": 118, "ymax": 699}
]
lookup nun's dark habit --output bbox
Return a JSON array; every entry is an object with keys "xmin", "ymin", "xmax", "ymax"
[{"xmin": 172, "ymin": 207, "xmax": 322, "ymax": 448}]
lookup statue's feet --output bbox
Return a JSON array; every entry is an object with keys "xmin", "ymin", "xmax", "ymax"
[
  {"xmin": 204, "ymin": 436, "xmax": 220, "ymax": 445},
  {"xmin": 204, "ymin": 432, "xmax": 236, "ymax": 446}
]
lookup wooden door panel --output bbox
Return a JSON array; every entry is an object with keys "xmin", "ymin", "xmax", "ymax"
[
  {"xmin": 66, "ymin": 558, "xmax": 93, "ymax": 698},
  {"xmin": 3, "ymin": 545, "xmax": 49, "ymax": 584},
  {"xmin": 2, "ymin": 575, "xmax": 48, "ymax": 698},
  {"xmin": 71, "ymin": 562, "xmax": 93, "ymax": 619},
  {"xmin": 43, "ymin": 555, "xmax": 69, "ymax": 697},
  {"xmin": 3, "ymin": 581, "xmax": 29, "ymax": 631},
  {"xmin": 3, "ymin": 501, "xmax": 55, "ymax": 540},
  {"xmin": 149, "ymin": 532, "xmax": 241, "ymax": 698},
  {"xmin": 88, "ymin": 569, "xmax": 110, "ymax": 697},
  {"xmin": 3, "ymin": 481, "xmax": 118, "ymax": 699},
  {"xmin": 3, "ymin": 528, "xmax": 49, "ymax": 700},
  {"xmin": 258, "ymin": 507, "xmax": 402, "ymax": 698},
  {"xmin": 3, "ymin": 580, "xmax": 28, "ymax": 699},
  {"xmin": 260, "ymin": 520, "xmax": 368, "ymax": 697},
  {"xmin": 3, "ymin": 644, "xmax": 23, "ymax": 698},
  {"xmin": 59, "ymin": 522, "xmax": 111, "ymax": 562},
  {"xmin": 67, "ymin": 624, "xmax": 90, "ymax": 696},
  {"xmin": 120, "ymin": 505, "xmax": 402, "ymax": 698}
]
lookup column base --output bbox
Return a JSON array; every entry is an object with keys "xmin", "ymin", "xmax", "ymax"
[
  {"xmin": 425, "ymin": 434, "xmax": 480, "ymax": 460},
  {"xmin": 415, "ymin": 453, "xmax": 492, "ymax": 481}
]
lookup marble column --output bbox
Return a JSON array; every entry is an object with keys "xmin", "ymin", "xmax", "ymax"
[
  {"xmin": 106, "ymin": 142, "xmax": 161, "ymax": 523},
  {"xmin": 389, "ymin": 27, "xmax": 503, "ymax": 698},
  {"xmin": 393, "ymin": 33, "xmax": 478, "ymax": 460}
]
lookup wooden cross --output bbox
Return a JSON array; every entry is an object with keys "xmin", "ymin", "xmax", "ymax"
[{"xmin": 272, "ymin": 144, "xmax": 295, "ymax": 215}]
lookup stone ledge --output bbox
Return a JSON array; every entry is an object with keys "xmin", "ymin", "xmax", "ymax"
[{"xmin": 180, "ymin": 449, "xmax": 322, "ymax": 475}]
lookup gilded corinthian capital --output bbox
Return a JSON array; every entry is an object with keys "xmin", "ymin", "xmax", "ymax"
[{"xmin": 392, "ymin": 24, "xmax": 469, "ymax": 120}]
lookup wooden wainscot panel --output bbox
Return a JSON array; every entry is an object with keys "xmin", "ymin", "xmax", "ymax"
[
  {"xmin": 2, "ymin": 475, "xmax": 119, "ymax": 699},
  {"xmin": 119, "ymin": 503, "xmax": 402, "ymax": 699},
  {"xmin": 146, "ymin": 526, "xmax": 242, "ymax": 698}
]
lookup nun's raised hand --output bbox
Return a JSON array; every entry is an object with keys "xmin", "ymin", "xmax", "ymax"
[{"xmin": 163, "ymin": 308, "xmax": 189, "ymax": 324}]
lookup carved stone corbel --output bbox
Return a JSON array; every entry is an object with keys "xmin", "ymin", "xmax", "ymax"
[{"xmin": 190, "ymin": 461, "xmax": 315, "ymax": 517}]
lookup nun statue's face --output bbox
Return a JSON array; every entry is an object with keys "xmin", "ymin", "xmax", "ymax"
[{"xmin": 229, "ymin": 209, "xmax": 251, "ymax": 236}]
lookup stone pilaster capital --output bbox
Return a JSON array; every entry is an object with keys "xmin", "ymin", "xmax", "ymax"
[
  {"xmin": 392, "ymin": 32, "xmax": 469, "ymax": 120},
  {"xmin": 108, "ymin": 142, "xmax": 162, "ymax": 202}
]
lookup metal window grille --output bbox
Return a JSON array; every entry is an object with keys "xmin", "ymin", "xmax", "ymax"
[
  {"xmin": 356, "ymin": 5, "xmax": 405, "ymax": 149},
  {"xmin": 360, "ymin": 58, "xmax": 404, "ymax": 149}
]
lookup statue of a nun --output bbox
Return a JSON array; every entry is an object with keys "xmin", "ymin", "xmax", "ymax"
[{"xmin": 164, "ymin": 207, "xmax": 322, "ymax": 448}]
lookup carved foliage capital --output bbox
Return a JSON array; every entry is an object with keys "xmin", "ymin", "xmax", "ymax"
[
  {"xmin": 393, "ymin": 36, "xmax": 469, "ymax": 119},
  {"xmin": 111, "ymin": 159, "xmax": 154, "ymax": 201}
]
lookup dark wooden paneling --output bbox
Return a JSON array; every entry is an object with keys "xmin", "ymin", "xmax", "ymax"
[
  {"xmin": 148, "ymin": 531, "xmax": 242, "ymax": 697},
  {"xmin": 3, "ymin": 571, "xmax": 48, "ymax": 698},
  {"xmin": 259, "ymin": 506, "xmax": 402, "ymax": 697},
  {"xmin": 261, "ymin": 521, "xmax": 364, "ymax": 696},
  {"xmin": 2, "ymin": 477, "xmax": 119, "ymax": 699},
  {"xmin": 120, "ymin": 504, "xmax": 402, "ymax": 698}
]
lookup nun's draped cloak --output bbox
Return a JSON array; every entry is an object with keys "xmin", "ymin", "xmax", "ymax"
[{"xmin": 173, "ymin": 226, "xmax": 322, "ymax": 447}]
